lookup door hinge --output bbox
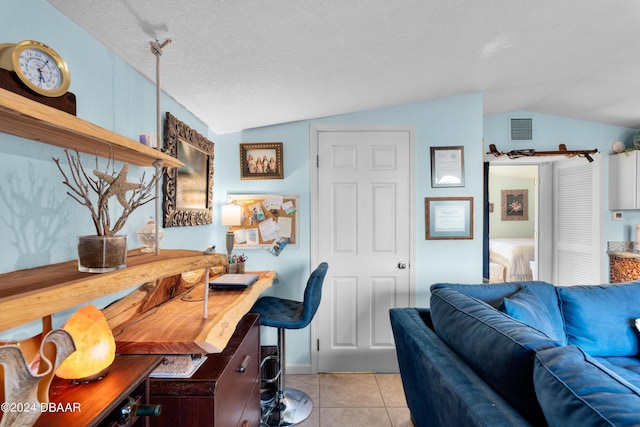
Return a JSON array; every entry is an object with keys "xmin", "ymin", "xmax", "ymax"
[
  {"xmin": 316, "ymin": 155, "xmax": 319, "ymax": 168},
  {"xmin": 316, "ymin": 339, "xmax": 320, "ymax": 351}
]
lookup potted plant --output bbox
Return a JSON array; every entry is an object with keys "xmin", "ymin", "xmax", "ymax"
[{"xmin": 53, "ymin": 149, "xmax": 158, "ymax": 273}]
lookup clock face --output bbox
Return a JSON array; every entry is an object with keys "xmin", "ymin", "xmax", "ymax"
[
  {"xmin": 16, "ymin": 48, "xmax": 63, "ymax": 92},
  {"xmin": 10, "ymin": 41, "xmax": 70, "ymax": 97}
]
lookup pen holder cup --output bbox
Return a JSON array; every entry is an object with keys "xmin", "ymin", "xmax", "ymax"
[{"xmin": 227, "ymin": 262, "xmax": 245, "ymax": 274}]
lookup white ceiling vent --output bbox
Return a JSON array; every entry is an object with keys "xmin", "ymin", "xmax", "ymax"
[{"xmin": 510, "ymin": 117, "xmax": 533, "ymax": 142}]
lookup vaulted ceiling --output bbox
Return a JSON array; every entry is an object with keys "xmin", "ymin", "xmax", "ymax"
[{"xmin": 49, "ymin": 0, "xmax": 640, "ymax": 134}]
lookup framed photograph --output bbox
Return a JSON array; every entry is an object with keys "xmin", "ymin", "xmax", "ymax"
[
  {"xmin": 430, "ymin": 146, "xmax": 465, "ymax": 187},
  {"xmin": 425, "ymin": 197, "xmax": 473, "ymax": 240},
  {"xmin": 501, "ymin": 189, "xmax": 528, "ymax": 221},
  {"xmin": 162, "ymin": 112, "xmax": 214, "ymax": 227},
  {"xmin": 240, "ymin": 142, "xmax": 284, "ymax": 180}
]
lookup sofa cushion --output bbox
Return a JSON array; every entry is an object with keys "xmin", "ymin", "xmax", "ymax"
[
  {"xmin": 594, "ymin": 356, "xmax": 640, "ymax": 389},
  {"xmin": 431, "ymin": 287, "xmax": 561, "ymax": 425},
  {"xmin": 534, "ymin": 345, "xmax": 640, "ymax": 427},
  {"xmin": 557, "ymin": 281, "xmax": 640, "ymax": 356},
  {"xmin": 431, "ymin": 280, "xmax": 555, "ymax": 308},
  {"xmin": 501, "ymin": 285, "xmax": 566, "ymax": 344}
]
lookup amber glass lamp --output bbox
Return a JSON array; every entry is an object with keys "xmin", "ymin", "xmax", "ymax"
[{"xmin": 55, "ymin": 305, "xmax": 116, "ymax": 382}]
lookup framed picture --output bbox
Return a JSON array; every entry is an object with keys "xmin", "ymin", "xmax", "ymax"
[
  {"xmin": 501, "ymin": 189, "xmax": 528, "ymax": 221},
  {"xmin": 162, "ymin": 112, "xmax": 214, "ymax": 227},
  {"xmin": 425, "ymin": 197, "xmax": 473, "ymax": 240},
  {"xmin": 240, "ymin": 142, "xmax": 284, "ymax": 180},
  {"xmin": 430, "ymin": 146, "xmax": 465, "ymax": 187}
]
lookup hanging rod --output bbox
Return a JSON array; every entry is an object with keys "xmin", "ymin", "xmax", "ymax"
[{"xmin": 487, "ymin": 144, "xmax": 598, "ymax": 163}]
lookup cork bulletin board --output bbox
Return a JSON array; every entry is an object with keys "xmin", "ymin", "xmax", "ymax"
[{"xmin": 227, "ymin": 194, "xmax": 299, "ymax": 248}]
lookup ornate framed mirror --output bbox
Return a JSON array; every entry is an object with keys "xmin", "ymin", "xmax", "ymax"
[{"xmin": 162, "ymin": 112, "xmax": 214, "ymax": 227}]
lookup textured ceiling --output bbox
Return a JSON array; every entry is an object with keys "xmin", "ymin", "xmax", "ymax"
[{"xmin": 48, "ymin": 0, "xmax": 640, "ymax": 134}]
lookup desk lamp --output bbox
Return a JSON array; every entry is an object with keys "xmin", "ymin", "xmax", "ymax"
[{"xmin": 221, "ymin": 204, "xmax": 242, "ymax": 259}]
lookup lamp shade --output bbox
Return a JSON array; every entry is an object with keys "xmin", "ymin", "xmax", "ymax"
[
  {"xmin": 55, "ymin": 304, "xmax": 116, "ymax": 381},
  {"xmin": 221, "ymin": 204, "xmax": 242, "ymax": 226}
]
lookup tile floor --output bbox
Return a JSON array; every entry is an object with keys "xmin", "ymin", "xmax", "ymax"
[{"xmin": 281, "ymin": 373, "xmax": 413, "ymax": 427}]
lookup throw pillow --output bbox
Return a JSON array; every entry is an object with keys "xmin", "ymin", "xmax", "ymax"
[
  {"xmin": 557, "ymin": 282, "xmax": 640, "ymax": 356},
  {"xmin": 501, "ymin": 285, "xmax": 566, "ymax": 343}
]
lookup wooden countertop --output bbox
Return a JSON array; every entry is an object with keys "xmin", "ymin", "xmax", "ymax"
[{"xmin": 111, "ymin": 271, "xmax": 275, "ymax": 354}]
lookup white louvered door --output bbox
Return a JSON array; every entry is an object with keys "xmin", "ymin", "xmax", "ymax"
[{"xmin": 553, "ymin": 154, "xmax": 603, "ymax": 286}]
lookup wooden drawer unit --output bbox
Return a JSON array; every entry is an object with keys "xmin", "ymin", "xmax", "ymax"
[{"xmin": 149, "ymin": 314, "xmax": 260, "ymax": 427}]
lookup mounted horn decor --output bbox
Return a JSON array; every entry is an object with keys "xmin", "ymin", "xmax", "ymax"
[{"xmin": 487, "ymin": 144, "xmax": 598, "ymax": 163}]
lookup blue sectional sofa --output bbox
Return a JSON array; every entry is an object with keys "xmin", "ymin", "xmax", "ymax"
[{"xmin": 390, "ymin": 281, "xmax": 640, "ymax": 426}]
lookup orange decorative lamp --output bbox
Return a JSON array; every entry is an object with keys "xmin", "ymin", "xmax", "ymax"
[{"xmin": 55, "ymin": 304, "xmax": 116, "ymax": 382}]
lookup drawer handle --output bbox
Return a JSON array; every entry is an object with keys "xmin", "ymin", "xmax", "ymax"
[{"xmin": 238, "ymin": 355, "xmax": 251, "ymax": 373}]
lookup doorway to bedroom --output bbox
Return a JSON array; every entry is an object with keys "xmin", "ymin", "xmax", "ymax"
[
  {"xmin": 485, "ymin": 154, "xmax": 604, "ymax": 286},
  {"xmin": 486, "ymin": 164, "xmax": 540, "ymax": 283}
]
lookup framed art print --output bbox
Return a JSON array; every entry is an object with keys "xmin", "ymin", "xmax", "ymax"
[
  {"xmin": 430, "ymin": 146, "xmax": 465, "ymax": 187},
  {"xmin": 240, "ymin": 142, "xmax": 284, "ymax": 180},
  {"xmin": 425, "ymin": 197, "xmax": 473, "ymax": 240}
]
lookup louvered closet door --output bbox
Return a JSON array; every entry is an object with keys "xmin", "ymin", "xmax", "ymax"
[{"xmin": 553, "ymin": 154, "xmax": 603, "ymax": 286}]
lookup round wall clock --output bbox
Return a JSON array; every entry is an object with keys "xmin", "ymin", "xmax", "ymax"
[{"xmin": 10, "ymin": 40, "xmax": 70, "ymax": 97}]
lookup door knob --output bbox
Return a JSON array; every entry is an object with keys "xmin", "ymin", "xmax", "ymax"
[{"xmin": 397, "ymin": 261, "xmax": 407, "ymax": 269}]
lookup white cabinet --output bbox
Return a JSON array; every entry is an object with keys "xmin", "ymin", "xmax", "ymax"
[{"xmin": 609, "ymin": 151, "xmax": 640, "ymax": 209}]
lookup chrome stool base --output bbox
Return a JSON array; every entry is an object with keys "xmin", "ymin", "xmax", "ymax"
[{"xmin": 261, "ymin": 388, "xmax": 312, "ymax": 426}]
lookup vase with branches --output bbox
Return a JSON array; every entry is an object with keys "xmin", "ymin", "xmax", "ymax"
[{"xmin": 53, "ymin": 149, "xmax": 159, "ymax": 272}]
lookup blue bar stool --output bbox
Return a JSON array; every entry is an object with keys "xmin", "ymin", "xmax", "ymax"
[{"xmin": 249, "ymin": 262, "xmax": 328, "ymax": 426}]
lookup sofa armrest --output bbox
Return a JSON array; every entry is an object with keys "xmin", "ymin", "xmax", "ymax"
[{"xmin": 390, "ymin": 308, "xmax": 532, "ymax": 427}]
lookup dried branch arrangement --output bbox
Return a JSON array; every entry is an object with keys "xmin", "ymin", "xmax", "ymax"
[{"xmin": 53, "ymin": 149, "xmax": 159, "ymax": 236}]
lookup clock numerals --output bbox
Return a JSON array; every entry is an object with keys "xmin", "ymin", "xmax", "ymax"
[
  {"xmin": 18, "ymin": 51, "xmax": 61, "ymax": 90},
  {"xmin": 9, "ymin": 40, "xmax": 70, "ymax": 97}
]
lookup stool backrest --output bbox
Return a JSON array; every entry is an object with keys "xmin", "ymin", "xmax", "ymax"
[{"xmin": 301, "ymin": 262, "xmax": 329, "ymax": 325}]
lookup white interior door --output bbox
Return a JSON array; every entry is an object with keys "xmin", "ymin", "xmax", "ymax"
[
  {"xmin": 553, "ymin": 154, "xmax": 603, "ymax": 286},
  {"xmin": 313, "ymin": 127, "xmax": 414, "ymax": 373}
]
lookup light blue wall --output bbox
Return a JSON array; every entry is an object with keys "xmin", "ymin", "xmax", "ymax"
[
  {"xmin": 4, "ymin": 1, "xmax": 640, "ymax": 370},
  {"xmin": 0, "ymin": 0, "xmax": 216, "ymax": 338},
  {"xmin": 485, "ymin": 110, "xmax": 640, "ymax": 280}
]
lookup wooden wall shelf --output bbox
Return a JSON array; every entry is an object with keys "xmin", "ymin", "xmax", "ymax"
[
  {"xmin": 0, "ymin": 249, "xmax": 226, "ymax": 332},
  {"xmin": 0, "ymin": 88, "xmax": 183, "ymax": 168}
]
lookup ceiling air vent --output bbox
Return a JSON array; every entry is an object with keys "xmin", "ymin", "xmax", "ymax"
[{"xmin": 510, "ymin": 117, "xmax": 533, "ymax": 142}]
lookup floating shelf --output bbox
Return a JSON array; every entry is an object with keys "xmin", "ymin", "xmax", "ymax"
[
  {"xmin": 0, "ymin": 87, "xmax": 183, "ymax": 168},
  {"xmin": 0, "ymin": 249, "xmax": 225, "ymax": 332}
]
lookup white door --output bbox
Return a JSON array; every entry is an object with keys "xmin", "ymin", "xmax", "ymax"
[
  {"xmin": 553, "ymin": 154, "xmax": 603, "ymax": 286},
  {"xmin": 312, "ymin": 127, "xmax": 414, "ymax": 372}
]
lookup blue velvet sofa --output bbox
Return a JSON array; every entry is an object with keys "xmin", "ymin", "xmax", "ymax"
[{"xmin": 390, "ymin": 281, "xmax": 640, "ymax": 426}]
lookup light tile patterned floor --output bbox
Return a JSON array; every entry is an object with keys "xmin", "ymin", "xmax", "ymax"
[{"xmin": 283, "ymin": 373, "xmax": 413, "ymax": 427}]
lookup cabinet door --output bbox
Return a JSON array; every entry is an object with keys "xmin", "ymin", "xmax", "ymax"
[{"xmin": 609, "ymin": 152, "xmax": 639, "ymax": 210}]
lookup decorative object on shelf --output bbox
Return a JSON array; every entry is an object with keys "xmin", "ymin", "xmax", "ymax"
[
  {"xmin": 487, "ymin": 143, "xmax": 598, "ymax": 163},
  {"xmin": 162, "ymin": 112, "xmax": 214, "ymax": 227},
  {"xmin": 53, "ymin": 149, "xmax": 159, "ymax": 272},
  {"xmin": 611, "ymin": 140, "xmax": 626, "ymax": 153},
  {"xmin": 0, "ymin": 40, "xmax": 76, "ymax": 114},
  {"xmin": 222, "ymin": 204, "xmax": 243, "ymax": 259},
  {"xmin": 0, "ymin": 329, "xmax": 75, "ymax": 427},
  {"xmin": 430, "ymin": 146, "xmax": 465, "ymax": 187},
  {"xmin": 240, "ymin": 142, "xmax": 284, "ymax": 180},
  {"xmin": 56, "ymin": 305, "xmax": 115, "ymax": 383},
  {"xmin": 136, "ymin": 216, "xmax": 164, "ymax": 253}
]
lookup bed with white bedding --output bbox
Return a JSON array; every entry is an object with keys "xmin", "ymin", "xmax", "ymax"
[{"xmin": 489, "ymin": 238, "xmax": 535, "ymax": 282}]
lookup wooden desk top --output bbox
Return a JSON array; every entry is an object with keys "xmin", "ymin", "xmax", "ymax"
[{"xmin": 111, "ymin": 271, "xmax": 275, "ymax": 354}]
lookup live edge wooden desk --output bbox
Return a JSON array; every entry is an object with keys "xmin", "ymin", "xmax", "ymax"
[{"xmin": 108, "ymin": 270, "xmax": 275, "ymax": 354}]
